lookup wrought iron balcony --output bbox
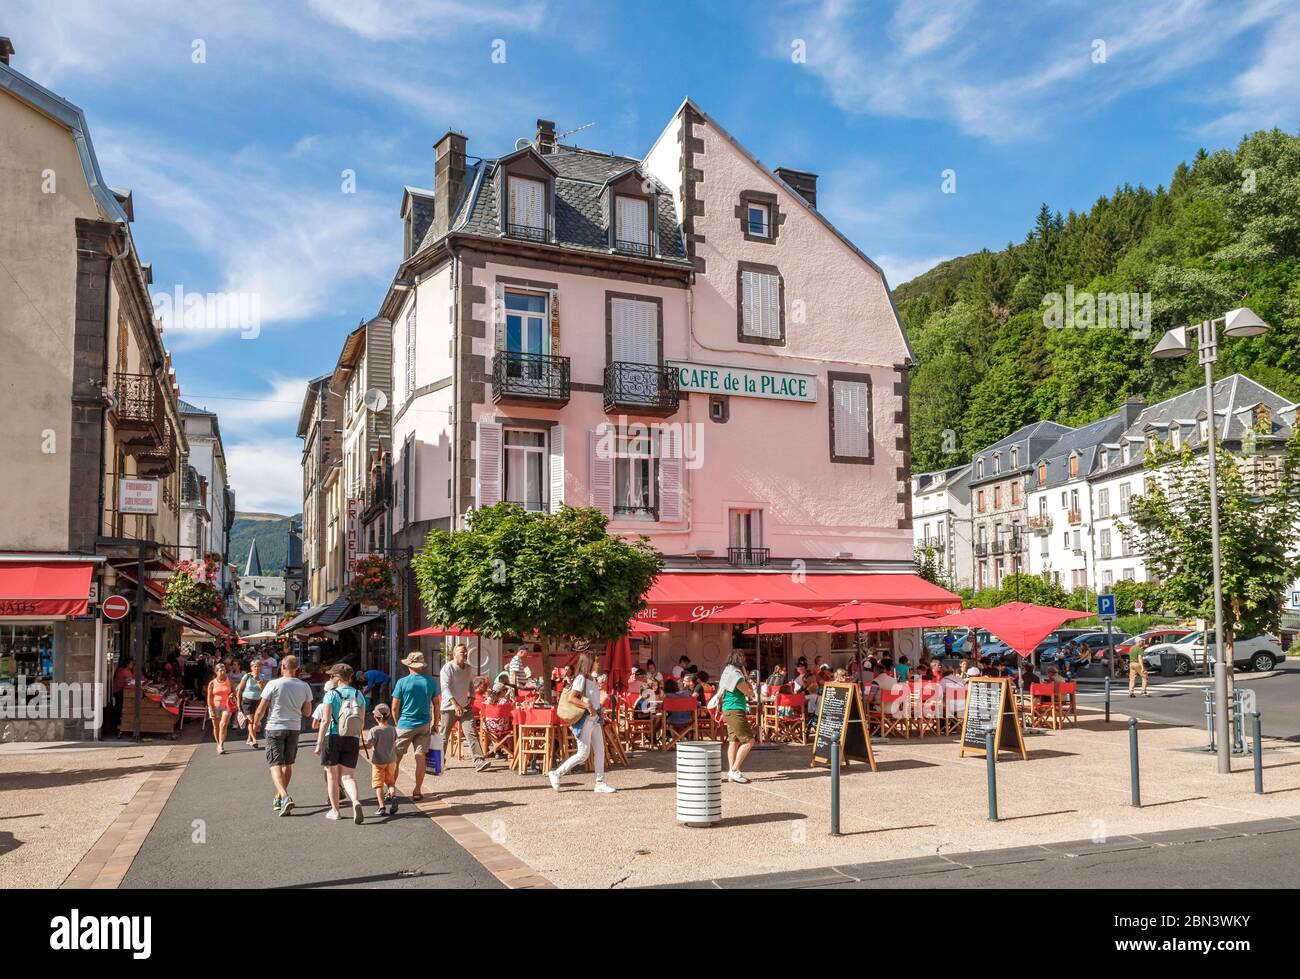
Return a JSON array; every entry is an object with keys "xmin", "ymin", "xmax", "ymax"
[
  {"xmin": 727, "ymin": 546, "xmax": 770, "ymax": 568},
  {"xmin": 1027, "ymin": 514, "xmax": 1053, "ymax": 534},
  {"xmin": 506, "ymin": 222, "xmax": 547, "ymax": 243},
  {"xmin": 991, "ymin": 540, "xmax": 1006, "ymax": 555},
  {"xmin": 921, "ymin": 536, "xmax": 946, "ymax": 552},
  {"xmin": 492, "ymin": 351, "xmax": 571, "ymax": 406},
  {"xmin": 135, "ymin": 416, "xmax": 176, "ymax": 478},
  {"xmin": 975, "ymin": 542, "xmax": 990, "ymax": 557},
  {"xmin": 604, "ymin": 361, "xmax": 679, "ymax": 416},
  {"xmin": 614, "ymin": 238, "xmax": 651, "ymax": 256},
  {"xmin": 613, "ymin": 503, "xmax": 658, "ymax": 522},
  {"xmin": 112, "ymin": 372, "xmax": 164, "ymax": 446}
]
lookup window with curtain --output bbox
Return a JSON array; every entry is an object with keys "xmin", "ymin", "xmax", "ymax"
[
  {"xmin": 503, "ymin": 429, "xmax": 547, "ymax": 511},
  {"xmin": 613, "ymin": 431, "xmax": 658, "ymax": 519}
]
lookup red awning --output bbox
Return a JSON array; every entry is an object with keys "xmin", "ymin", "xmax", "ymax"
[
  {"xmin": 640, "ymin": 572, "xmax": 960, "ymax": 622},
  {"xmin": 0, "ymin": 561, "xmax": 95, "ymax": 617}
]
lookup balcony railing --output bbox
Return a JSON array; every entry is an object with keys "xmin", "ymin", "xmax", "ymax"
[
  {"xmin": 614, "ymin": 238, "xmax": 651, "ymax": 256},
  {"xmin": 1068, "ymin": 508, "xmax": 1082, "ymax": 525},
  {"xmin": 920, "ymin": 537, "xmax": 946, "ymax": 552},
  {"xmin": 613, "ymin": 504, "xmax": 658, "ymax": 522},
  {"xmin": 492, "ymin": 350, "xmax": 571, "ymax": 406},
  {"xmin": 992, "ymin": 540, "xmax": 1006, "ymax": 555},
  {"xmin": 604, "ymin": 361, "xmax": 679, "ymax": 416},
  {"xmin": 975, "ymin": 542, "xmax": 990, "ymax": 557},
  {"xmin": 727, "ymin": 546, "xmax": 770, "ymax": 568},
  {"xmin": 135, "ymin": 416, "xmax": 176, "ymax": 478},
  {"xmin": 506, "ymin": 222, "xmax": 547, "ymax": 243},
  {"xmin": 1027, "ymin": 514, "xmax": 1053, "ymax": 533},
  {"xmin": 112, "ymin": 372, "xmax": 164, "ymax": 446}
]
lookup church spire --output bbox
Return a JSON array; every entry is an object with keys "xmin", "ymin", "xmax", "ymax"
[{"xmin": 244, "ymin": 538, "xmax": 262, "ymax": 577}]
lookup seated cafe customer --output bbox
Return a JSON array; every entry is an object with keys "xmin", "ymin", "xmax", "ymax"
[{"xmin": 663, "ymin": 679, "xmax": 695, "ymax": 727}]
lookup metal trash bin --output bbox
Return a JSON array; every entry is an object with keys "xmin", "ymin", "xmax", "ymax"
[
  {"xmin": 1159, "ymin": 653, "xmax": 1176, "ymax": 677},
  {"xmin": 676, "ymin": 741, "xmax": 722, "ymax": 826}
]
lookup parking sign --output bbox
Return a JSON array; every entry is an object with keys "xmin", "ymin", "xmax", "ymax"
[{"xmin": 1097, "ymin": 593, "xmax": 1117, "ymax": 622}]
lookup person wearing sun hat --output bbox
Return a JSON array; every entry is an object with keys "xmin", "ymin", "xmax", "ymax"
[{"xmin": 390, "ymin": 650, "xmax": 440, "ymax": 801}]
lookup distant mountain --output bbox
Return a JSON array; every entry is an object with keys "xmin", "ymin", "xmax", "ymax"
[{"xmin": 229, "ymin": 512, "xmax": 300, "ymax": 575}]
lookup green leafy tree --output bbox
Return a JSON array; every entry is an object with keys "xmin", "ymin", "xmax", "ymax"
[
  {"xmin": 1125, "ymin": 429, "xmax": 1300, "ymax": 659},
  {"xmin": 412, "ymin": 503, "xmax": 663, "ymax": 672},
  {"xmin": 914, "ymin": 545, "xmax": 942, "ymax": 586}
]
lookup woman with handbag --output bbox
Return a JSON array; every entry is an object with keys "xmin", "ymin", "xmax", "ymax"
[
  {"xmin": 205, "ymin": 662, "xmax": 235, "ymax": 755},
  {"xmin": 237, "ymin": 658, "xmax": 263, "ymax": 748},
  {"xmin": 549, "ymin": 648, "xmax": 615, "ymax": 794}
]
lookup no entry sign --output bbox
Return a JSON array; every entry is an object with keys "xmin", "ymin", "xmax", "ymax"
[{"xmin": 102, "ymin": 595, "xmax": 131, "ymax": 620}]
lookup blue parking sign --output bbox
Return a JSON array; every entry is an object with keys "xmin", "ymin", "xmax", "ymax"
[{"xmin": 1097, "ymin": 594, "xmax": 1117, "ymax": 621}]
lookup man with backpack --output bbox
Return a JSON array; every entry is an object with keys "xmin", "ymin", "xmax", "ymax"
[{"xmin": 314, "ymin": 663, "xmax": 368, "ymax": 824}]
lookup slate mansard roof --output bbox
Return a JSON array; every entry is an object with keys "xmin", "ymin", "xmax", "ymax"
[
  {"xmin": 1032, "ymin": 413, "xmax": 1129, "ymax": 490},
  {"xmin": 417, "ymin": 144, "xmax": 688, "ymax": 263},
  {"xmin": 969, "ymin": 421, "xmax": 1074, "ymax": 488}
]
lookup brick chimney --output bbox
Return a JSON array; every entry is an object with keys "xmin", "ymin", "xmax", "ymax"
[
  {"xmin": 535, "ymin": 119, "xmax": 556, "ymax": 155},
  {"xmin": 1121, "ymin": 396, "xmax": 1147, "ymax": 428},
  {"xmin": 432, "ymin": 130, "xmax": 467, "ymax": 238},
  {"xmin": 0, "ymin": 37, "xmax": 14, "ymax": 66},
  {"xmin": 775, "ymin": 167, "xmax": 818, "ymax": 208}
]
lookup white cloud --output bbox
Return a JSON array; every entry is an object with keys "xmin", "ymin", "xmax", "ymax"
[
  {"xmin": 226, "ymin": 437, "xmax": 305, "ymax": 513},
  {"xmin": 1197, "ymin": 9, "xmax": 1300, "ymax": 136},
  {"xmin": 306, "ymin": 0, "xmax": 547, "ymax": 39},
  {"xmin": 185, "ymin": 377, "xmax": 314, "ymax": 431},
  {"xmin": 782, "ymin": 0, "xmax": 1294, "ymax": 142},
  {"xmin": 876, "ymin": 253, "xmax": 954, "ymax": 288}
]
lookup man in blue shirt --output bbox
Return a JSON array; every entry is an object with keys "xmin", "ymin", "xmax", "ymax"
[
  {"xmin": 362, "ymin": 667, "xmax": 390, "ymax": 707},
  {"xmin": 390, "ymin": 651, "xmax": 440, "ymax": 801}
]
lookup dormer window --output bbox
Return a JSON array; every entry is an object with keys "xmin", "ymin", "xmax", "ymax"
[
  {"xmin": 1068, "ymin": 452, "xmax": 1078, "ymax": 478},
  {"xmin": 507, "ymin": 176, "xmax": 546, "ymax": 241},
  {"xmin": 1171, "ymin": 426, "xmax": 1181, "ymax": 449},
  {"xmin": 1010, "ymin": 446, "xmax": 1019, "ymax": 468},
  {"xmin": 1122, "ymin": 442, "xmax": 1131, "ymax": 464},
  {"xmin": 1145, "ymin": 431, "xmax": 1159, "ymax": 452},
  {"xmin": 1197, "ymin": 414, "xmax": 1208, "ymax": 442},
  {"xmin": 977, "ymin": 458, "xmax": 984, "ymax": 479},
  {"xmin": 1100, "ymin": 449, "xmax": 1110, "ymax": 471},
  {"xmin": 1037, "ymin": 463, "xmax": 1046, "ymax": 486},
  {"xmin": 615, "ymin": 195, "xmax": 650, "ymax": 255},
  {"xmin": 992, "ymin": 452, "xmax": 1001, "ymax": 474},
  {"xmin": 1254, "ymin": 406, "xmax": 1271, "ymax": 429}
]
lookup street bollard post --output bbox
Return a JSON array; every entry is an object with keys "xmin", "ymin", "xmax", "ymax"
[
  {"xmin": 986, "ymin": 730, "xmax": 998, "ymax": 821},
  {"xmin": 1253, "ymin": 711, "xmax": 1263, "ymax": 796},
  {"xmin": 830, "ymin": 741, "xmax": 841, "ymax": 836},
  {"xmin": 1129, "ymin": 717, "xmax": 1141, "ymax": 808},
  {"xmin": 1203, "ymin": 688, "xmax": 1216, "ymax": 751},
  {"xmin": 1104, "ymin": 675, "xmax": 1111, "ymax": 724}
]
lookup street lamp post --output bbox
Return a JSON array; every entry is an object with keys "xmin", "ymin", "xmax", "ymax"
[{"xmin": 1152, "ymin": 307, "xmax": 1269, "ymax": 774}]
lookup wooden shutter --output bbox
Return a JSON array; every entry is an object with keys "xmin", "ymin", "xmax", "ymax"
[
  {"xmin": 833, "ymin": 379, "xmax": 870, "ymax": 458},
  {"xmin": 476, "ymin": 421, "xmax": 502, "ymax": 508},
  {"xmin": 658, "ymin": 427, "xmax": 682, "ymax": 522},
  {"xmin": 589, "ymin": 428, "xmax": 613, "ymax": 517},
  {"xmin": 509, "ymin": 177, "xmax": 545, "ymax": 230},
  {"xmin": 616, "ymin": 196, "xmax": 648, "ymax": 244},
  {"xmin": 741, "ymin": 270, "xmax": 781, "ymax": 339},
  {"xmin": 549, "ymin": 424, "xmax": 565, "ymax": 513},
  {"xmin": 611, "ymin": 297, "xmax": 657, "ymax": 364},
  {"xmin": 405, "ymin": 309, "xmax": 416, "ymax": 402}
]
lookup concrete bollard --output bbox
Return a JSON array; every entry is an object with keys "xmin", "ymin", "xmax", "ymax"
[
  {"xmin": 1129, "ymin": 717, "xmax": 1141, "ymax": 808},
  {"xmin": 986, "ymin": 729, "xmax": 998, "ymax": 821}
]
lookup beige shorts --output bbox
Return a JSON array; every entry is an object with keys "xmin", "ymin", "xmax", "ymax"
[
  {"xmin": 395, "ymin": 723, "xmax": 431, "ymax": 756},
  {"xmin": 723, "ymin": 710, "xmax": 755, "ymax": 744}
]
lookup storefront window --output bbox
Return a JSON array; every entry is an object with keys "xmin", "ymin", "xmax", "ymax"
[{"xmin": 0, "ymin": 623, "xmax": 55, "ymax": 680}]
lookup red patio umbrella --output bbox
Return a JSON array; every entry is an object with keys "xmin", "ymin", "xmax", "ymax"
[
  {"xmin": 408, "ymin": 624, "xmax": 479, "ymax": 637},
  {"xmin": 817, "ymin": 601, "xmax": 940, "ymax": 662},
  {"xmin": 606, "ymin": 635, "xmax": 635, "ymax": 694},
  {"xmin": 936, "ymin": 602, "xmax": 1093, "ymax": 657}
]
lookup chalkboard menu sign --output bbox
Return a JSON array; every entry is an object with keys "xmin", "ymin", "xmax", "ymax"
[
  {"xmin": 958, "ymin": 677, "xmax": 1026, "ymax": 760},
  {"xmin": 810, "ymin": 681, "xmax": 876, "ymax": 771}
]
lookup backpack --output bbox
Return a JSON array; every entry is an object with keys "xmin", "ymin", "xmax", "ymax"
[{"xmin": 334, "ymin": 688, "xmax": 363, "ymax": 738}]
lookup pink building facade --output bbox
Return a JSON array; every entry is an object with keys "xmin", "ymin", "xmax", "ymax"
[{"xmin": 381, "ymin": 102, "xmax": 955, "ymax": 678}]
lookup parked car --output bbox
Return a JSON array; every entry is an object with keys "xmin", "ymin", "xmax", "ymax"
[
  {"xmin": 1115, "ymin": 627, "xmax": 1194, "ymax": 658},
  {"xmin": 1142, "ymin": 632, "xmax": 1284, "ymax": 674}
]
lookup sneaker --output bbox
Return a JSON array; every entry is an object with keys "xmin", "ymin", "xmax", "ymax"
[
  {"xmin": 279, "ymin": 797, "xmax": 295, "ymax": 817},
  {"xmin": 353, "ymin": 803, "xmax": 364, "ymax": 825},
  {"xmin": 1129, "ymin": 693, "xmax": 1136, "ymax": 698},
  {"xmin": 475, "ymin": 759, "xmax": 491, "ymax": 772},
  {"xmin": 325, "ymin": 809, "xmax": 341, "ymax": 821},
  {"xmin": 593, "ymin": 781, "xmax": 616, "ymax": 794},
  {"xmin": 728, "ymin": 771, "xmax": 750, "ymax": 784},
  {"xmin": 548, "ymin": 771, "xmax": 561, "ymax": 792},
  {"xmin": 374, "ymin": 807, "xmax": 388, "ymax": 818},
  {"xmin": 272, "ymin": 795, "xmax": 282, "ymax": 813},
  {"xmin": 386, "ymin": 802, "xmax": 398, "ymax": 816}
]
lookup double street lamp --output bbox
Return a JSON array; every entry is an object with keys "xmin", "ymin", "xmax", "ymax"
[{"xmin": 1151, "ymin": 307, "xmax": 1269, "ymax": 774}]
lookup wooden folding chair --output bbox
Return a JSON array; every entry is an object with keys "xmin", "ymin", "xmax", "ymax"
[
  {"xmin": 871, "ymin": 686, "xmax": 910, "ymax": 738},
  {"xmin": 759, "ymin": 698, "xmax": 781, "ymax": 742},
  {"xmin": 1056, "ymin": 681, "xmax": 1078, "ymax": 728},
  {"xmin": 660, "ymin": 696, "xmax": 700, "ymax": 751},
  {"xmin": 942, "ymin": 685, "xmax": 965, "ymax": 735},
  {"xmin": 445, "ymin": 719, "xmax": 466, "ymax": 760},
  {"xmin": 773, "ymin": 693, "xmax": 807, "ymax": 744},
  {"xmin": 477, "ymin": 703, "xmax": 517, "ymax": 767},
  {"xmin": 1027, "ymin": 682, "xmax": 1060, "ymax": 729},
  {"xmin": 512, "ymin": 707, "xmax": 558, "ymax": 774},
  {"xmin": 911, "ymin": 681, "xmax": 943, "ymax": 737},
  {"xmin": 621, "ymin": 692, "xmax": 658, "ymax": 750}
]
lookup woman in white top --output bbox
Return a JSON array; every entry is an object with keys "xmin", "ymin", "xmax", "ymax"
[{"xmin": 549, "ymin": 651, "xmax": 614, "ymax": 794}]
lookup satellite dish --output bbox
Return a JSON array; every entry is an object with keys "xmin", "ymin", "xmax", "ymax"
[
  {"xmin": 515, "ymin": 137, "xmax": 532, "ymax": 151},
  {"xmin": 363, "ymin": 388, "xmax": 388, "ymax": 413}
]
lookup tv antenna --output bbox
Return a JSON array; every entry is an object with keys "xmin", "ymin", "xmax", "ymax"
[{"xmin": 556, "ymin": 122, "xmax": 596, "ymax": 141}]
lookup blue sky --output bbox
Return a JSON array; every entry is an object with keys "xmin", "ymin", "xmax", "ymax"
[{"xmin": 8, "ymin": 0, "xmax": 1298, "ymax": 513}]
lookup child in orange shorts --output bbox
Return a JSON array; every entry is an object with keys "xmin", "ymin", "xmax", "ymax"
[{"xmin": 364, "ymin": 704, "xmax": 399, "ymax": 816}]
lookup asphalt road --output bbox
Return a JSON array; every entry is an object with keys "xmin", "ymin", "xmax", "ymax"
[
  {"xmin": 669, "ymin": 816, "xmax": 1300, "ymax": 889},
  {"xmin": 1076, "ymin": 660, "xmax": 1300, "ymax": 741},
  {"xmin": 121, "ymin": 734, "xmax": 502, "ymax": 889}
]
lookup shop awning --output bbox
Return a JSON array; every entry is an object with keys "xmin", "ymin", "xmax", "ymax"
[
  {"xmin": 322, "ymin": 613, "xmax": 382, "ymax": 635},
  {"xmin": 278, "ymin": 603, "xmax": 327, "ymax": 635},
  {"xmin": 0, "ymin": 560, "xmax": 95, "ymax": 617},
  {"xmin": 639, "ymin": 571, "xmax": 960, "ymax": 623}
]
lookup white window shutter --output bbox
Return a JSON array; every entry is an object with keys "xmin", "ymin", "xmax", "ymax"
[
  {"xmin": 617, "ymin": 196, "xmax": 647, "ymax": 244},
  {"xmin": 741, "ymin": 271, "xmax": 756, "ymax": 334},
  {"xmin": 589, "ymin": 428, "xmax": 613, "ymax": 517},
  {"xmin": 405, "ymin": 310, "xmax": 416, "ymax": 402},
  {"xmin": 548, "ymin": 424, "xmax": 565, "ymax": 513},
  {"xmin": 833, "ymin": 380, "xmax": 870, "ymax": 458},
  {"xmin": 658, "ymin": 427, "xmax": 682, "ymax": 522},
  {"xmin": 611, "ymin": 297, "xmax": 657, "ymax": 364},
  {"xmin": 762, "ymin": 273, "xmax": 780, "ymax": 338},
  {"xmin": 476, "ymin": 421, "xmax": 502, "ymax": 507}
]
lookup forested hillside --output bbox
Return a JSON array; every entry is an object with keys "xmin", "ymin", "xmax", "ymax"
[
  {"xmin": 897, "ymin": 128, "xmax": 1300, "ymax": 474},
  {"xmin": 228, "ymin": 513, "xmax": 300, "ymax": 574}
]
